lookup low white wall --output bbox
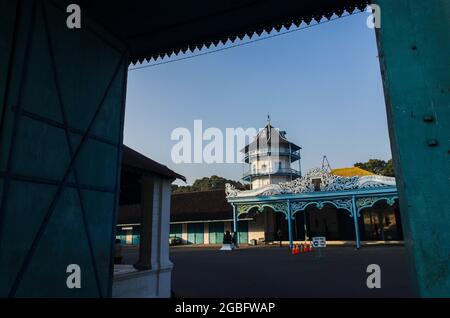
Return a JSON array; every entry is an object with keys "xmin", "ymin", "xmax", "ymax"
[
  {"xmin": 112, "ymin": 264, "xmax": 172, "ymax": 298},
  {"xmin": 181, "ymin": 223, "xmax": 188, "ymax": 244}
]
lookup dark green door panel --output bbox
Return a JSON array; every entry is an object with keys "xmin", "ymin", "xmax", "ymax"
[
  {"xmin": 187, "ymin": 223, "xmax": 204, "ymax": 245},
  {"xmin": 238, "ymin": 221, "xmax": 248, "ymax": 244},
  {"xmin": 376, "ymin": 0, "xmax": 450, "ymax": 296},
  {"xmin": 0, "ymin": 0, "xmax": 18, "ymax": 127},
  {"xmin": 209, "ymin": 222, "xmax": 224, "ymax": 244},
  {"xmin": 170, "ymin": 223, "xmax": 182, "ymax": 239},
  {"xmin": 0, "ymin": 0, "xmax": 128, "ymax": 297}
]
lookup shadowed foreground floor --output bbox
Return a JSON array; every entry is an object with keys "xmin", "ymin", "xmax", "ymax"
[{"xmin": 169, "ymin": 246, "xmax": 414, "ymax": 298}]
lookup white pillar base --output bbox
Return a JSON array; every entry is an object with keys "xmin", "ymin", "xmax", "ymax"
[{"xmin": 220, "ymin": 244, "xmax": 235, "ymax": 251}]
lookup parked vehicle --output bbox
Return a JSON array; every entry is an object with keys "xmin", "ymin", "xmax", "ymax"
[{"xmin": 169, "ymin": 236, "xmax": 182, "ymax": 246}]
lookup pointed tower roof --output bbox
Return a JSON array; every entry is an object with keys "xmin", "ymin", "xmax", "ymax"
[{"xmin": 242, "ymin": 122, "xmax": 301, "ymax": 153}]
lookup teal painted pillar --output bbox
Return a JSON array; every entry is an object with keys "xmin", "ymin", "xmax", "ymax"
[
  {"xmin": 287, "ymin": 201, "xmax": 293, "ymax": 249},
  {"xmin": 232, "ymin": 204, "xmax": 238, "ymax": 233},
  {"xmin": 351, "ymin": 196, "xmax": 361, "ymax": 250},
  {"xmin": 0, "ymin": 0, "xmax": 128, "ymax": 297},
  {"xmin": 232, "ymin": 204, "xmax": 238, "ymax": 247},
  {"xmin": 303, "ymin": 210, "xmax": 309, "ymax": 241},
  {"xmin": 375, "ymin": 0, "xmax": 450, "ymax": 297}
]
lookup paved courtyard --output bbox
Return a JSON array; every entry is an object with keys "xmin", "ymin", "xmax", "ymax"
[{"xmin": 169, "ymin": 246, "xmax": 415, "ymax": 298}]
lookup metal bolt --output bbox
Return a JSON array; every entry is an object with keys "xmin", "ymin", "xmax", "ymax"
[{"xmin": 423, "ymin": 115, "xmax": 435, "ymax": 123}]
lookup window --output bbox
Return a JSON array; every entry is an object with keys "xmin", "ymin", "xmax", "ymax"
[{"xmin": 312, "ymin": 178, "xmax": 322, "ymax": 191}]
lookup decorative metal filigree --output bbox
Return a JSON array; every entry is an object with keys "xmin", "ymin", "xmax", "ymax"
[
  {"xmin": 236, "ymin": 202, "xmax": 288, "ymax": 219},
  {"xmin": 290, "ymin": 201, "xmax": 309, "ymax": 213},
  {"xmin": 356, "ymin": 196, "xmax": 398, "ymax": 216},
  {"xmin": 330, "ymin": 199, "xmax": 353, "ymax": 213},
  {"xmin": 260, "ymin": 189, "xmax": 281, "ymax": 196},
  {"xmin": 225, "ymin": 168, "xmax": 397, "ymax": 198},
  {"xmin": 279, "ymin": 168, "xmax": 360, "ymax": 193},
  {"xmin": 290, "ymin": 198, "xmax": 353, "ymax": 218},
  {"xmin": 356, "ymin": 176, "xmax": 397, "ymax": 189}
]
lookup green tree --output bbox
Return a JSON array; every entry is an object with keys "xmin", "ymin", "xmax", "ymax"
[
  {"xmin": 172, "ymin": 175, "xmax": 248, "ymax": 193},
  {"xmin": 354, "ymin": 159, "xmax": 395, "ymax": 177},
  {"xmin": 383, "ymin": 159, "xmax": 395, "ymax": 177}
]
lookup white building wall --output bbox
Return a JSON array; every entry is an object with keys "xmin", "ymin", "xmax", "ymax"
[
  {"xmin": 248, "ymin": 214, "xmax": 265, "ymax": 242},
  {"xmin": 251, "ymin": 175, "xmax": 292, "ymax": 189},
  {"xmin": 249, "ymin": 154, "xmax": 294, "ymax": 189},
  {"xmin": 251, "ymin": 177, "xmax": 270, "ymax": 189},
  {"xmin": 204, "ymin": 223, "xmax": 209, "ymax": 244},
  {"xmin": 181, "ymin": 223, "xmax": 188, "ymax": 244},
  {"xmin": 250, "ymin": 156, "xmax": 291, "ymax": 173}
]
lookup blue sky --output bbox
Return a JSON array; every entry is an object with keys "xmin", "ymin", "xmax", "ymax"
[{"xmin": 123, "ymin": 12, "xmax": 391, "ymax": 185}]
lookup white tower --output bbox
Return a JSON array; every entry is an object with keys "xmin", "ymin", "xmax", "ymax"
[{"xmin": 242, "ymin": 119, "xmax": 302, "ymax": 189}]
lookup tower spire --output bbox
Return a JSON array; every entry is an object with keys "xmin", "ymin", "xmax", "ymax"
[
  {"xmin": 322, "ymin": 155, "xmax": 332, "ymax": 172},
  {"xmin": 267, "ymin": 113, "xmax": 271, "ymax": 125}
]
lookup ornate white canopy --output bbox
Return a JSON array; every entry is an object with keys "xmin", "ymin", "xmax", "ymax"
[{"xmin": 225, "ymin": 168, "xmax": 396, "ymax": 198}]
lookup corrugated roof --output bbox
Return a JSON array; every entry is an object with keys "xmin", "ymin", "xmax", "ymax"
[
  {"xmin": 331, "ymin": 167, "xmax": 374, "ymax": 177},
  {"xmin": 171, "ymin": 190, "xmax": 232, "ymax": 222},
  {"xmin": 68, "ymin": 0, "xmax": 369, "ymax": 63}
]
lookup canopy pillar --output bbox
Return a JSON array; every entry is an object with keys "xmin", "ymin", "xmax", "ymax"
[
  {"xmin": 134, "ymin": 176, "xmax": 153, "ymax": 270},
  {"xmin": 351, "ymin": 196, "xmax": 361, "ymax": 249},
  {"xmin": 232, "ymin": 204, "xmax": 238, "ymax": 247},
  {"xmin": 287, "ymin": 201, "xmax": 293, "ymax": 249}
]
